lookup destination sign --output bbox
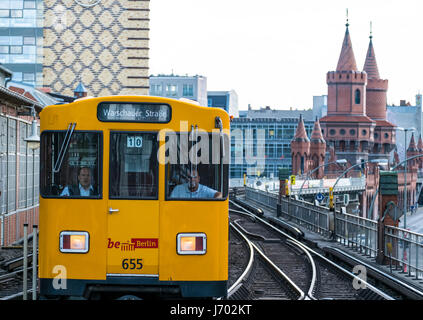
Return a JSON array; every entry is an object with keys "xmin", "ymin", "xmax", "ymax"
[{"xmin": 97, "ymin": 102, "xmax": 171, "ymax": 123}]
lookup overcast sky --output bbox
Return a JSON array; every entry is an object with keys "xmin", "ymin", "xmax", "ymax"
[{"xmin": 149, "ymin": 0, "xmax": 423, "ymax": 110}]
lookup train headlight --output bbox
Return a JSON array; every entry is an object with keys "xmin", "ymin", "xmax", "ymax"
[
  {"xmin": 60, "ymin": 231, "xmax": 89, "ymax": 253},
  {"xmin": 177, "ymin": 233, "xmax": 206, "ymax": 255}
]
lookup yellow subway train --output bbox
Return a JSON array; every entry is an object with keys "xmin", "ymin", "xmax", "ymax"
[{"xmin": 38, "ymin": 96, "xmax": 229, "ymax": 299}]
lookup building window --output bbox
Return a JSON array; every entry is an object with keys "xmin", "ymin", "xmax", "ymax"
[
  {"xmin": 183, "ymin": 84, "xmax": 193, "ymax": 97},
  {"xmin": 329, "ymin": 129, "xmax": 336, "ymax": 135},
  {"xmin": 0, "ymin": 46, "xmax": 8, "ymax": 54},
  {"xmin": 10, "ymin": 9, "xmax": 23, "ymax": 18},
  {"xmin": 340, "ymin": 129, "xmax": 346, "ymax": 135},
  {"xmin": 355, "ymin": 89, "xmax": 361, "ymax": 104},
  {"xmin": 12, "ymin": 72, "xmax": 22, "ymax": 81},
  {"xmin": 349, "ymin": 129, "xmax": 355, "ymax": 135},
  {"xmin": 23, "ymin": 36, "xmax": 35, "ymax": 45},
  {"xmin": 0, "ymin": 10, "xmax": 9, "ymax": 17},
  {"xmin": 150, "ymin": 84, "xmax": 162, "ymax": 95},
  {"xmin": 10, "ymin": 46, "xmax": 22, "ymax": 54},
  {"xmin": 23, "ymin": 73, "xmax": 35, "ymax": 82},
  {"xmin": 166, "ymin": 84, "xmax": 177, "ymax": 96},
  {"xmin": 24, "ymin": 1, "xmax": 36, "ymax": 9}
]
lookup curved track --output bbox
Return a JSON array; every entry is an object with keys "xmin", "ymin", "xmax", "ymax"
[{"xmin": 229, "ymin": 199, "xmax": 394, "ymax": 300}]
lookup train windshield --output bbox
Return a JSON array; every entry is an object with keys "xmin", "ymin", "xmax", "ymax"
[
  {"xmin": 40, "ymin": 131, "xmax": 102, "ymax": 198},
  {"xmin": 165, "ymin": 131, "xmax": 229, "ymax": 200},
  {"xmin": 109, "ymin": 132, "xmax": 158, "ymax": 199}
]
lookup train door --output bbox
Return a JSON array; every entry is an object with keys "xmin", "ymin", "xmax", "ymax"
[{"xmin": 106, "ymin": 131, "xmax": 160, "ymax": 276}]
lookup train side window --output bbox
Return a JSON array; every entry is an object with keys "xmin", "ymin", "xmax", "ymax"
[
  {"xmin": 40, "ymin": 131, "xmax": 102, "ymax": 199},
  {"xmin": 109, "ymin": 132, "xmax": 158, "ymax": 199},
  {"xmin": 165, "ymin": 131, "xmax": 229, "ymax": 201}
]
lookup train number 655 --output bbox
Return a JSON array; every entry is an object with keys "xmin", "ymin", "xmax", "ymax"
[{"xmin": 122, "ymin": 258, "xmax": 143, "ymax": 270}]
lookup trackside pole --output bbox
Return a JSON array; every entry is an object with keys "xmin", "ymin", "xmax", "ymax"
[
  {"xmin": 32, "ymin": 225, "xmax": 38, "ymax": 300},
  {"xmin": 23, "ymin": 223, "xmax": 28, "ymax": 300}
]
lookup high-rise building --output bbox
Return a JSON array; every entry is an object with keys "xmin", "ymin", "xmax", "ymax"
[
  {"xmin": 43, "ymin": 0, "xmax": 150, "ymax": 97},
  {"xmin": 0, "ymin": 0, "xmax": 43, "ymax": 87}
]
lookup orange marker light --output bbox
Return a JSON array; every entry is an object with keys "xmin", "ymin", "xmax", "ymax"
[
  {"xmin": 177, "ymin": 233, "xmax": 206, "ymax": 255},
  {"xmin": 60, "ymin": 232, "xmax": 89, "ymax": 253}
]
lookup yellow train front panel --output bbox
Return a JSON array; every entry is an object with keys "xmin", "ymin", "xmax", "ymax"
[
  {"xmin": 38, "ymin": 96, "xmax": 229, "ymax": 298},
  {"xmin": 106, "ymin": 200, "xmax": 159, "ymax": 275}
]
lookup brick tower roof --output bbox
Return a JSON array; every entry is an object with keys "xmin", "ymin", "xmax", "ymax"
[
  {"xmin": 408, "ymin": 133, "xmax": 418, "ymax": 152},
  {"xmin": 418, "ymin": 135, "xmax": 423, "ymax": 151},
  {"xmin": 310, "ymin": 119, "xmax": 325, "ymax": 144},
  {"xmin": 336, "ymin": 24, "xmax": 358, "ymax": 71},
  {"xmin": 293, "ymin": 114, "xmax": 310, "ymax": 142},
  {"xmin": 363, "ymin": 36, "xmax": 380, "ymax": 79}
]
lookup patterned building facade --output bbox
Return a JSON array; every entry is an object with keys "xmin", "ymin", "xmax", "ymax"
[{"xmin": 43, "ymin": 0, "xmax": 150, "ymax": 97}]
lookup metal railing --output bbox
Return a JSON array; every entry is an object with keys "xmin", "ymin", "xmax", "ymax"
[
  {"xmin": 245, "ymin": 187, "xmax": 278, "ymax": 209},
  {"xmin": 244, "ymin": 187, "xmax": 423, "ymax": 266},
  {"xmin": 334, "ymin": 210, "xmax": 378, "ymax": 258},
  {"xmin": 245, "ymin": 187, "xmax": 330, "ymax": 237},
  {"xmin": 384, "ymin": 226, "xmax": 423, "ymax": 280},
  {"xmin": 245, "ymin": 187, "xmax": 377, "ymax": 256},
  {"xmin": 282, "ymin": 198, "xmax": 331, "ymax": 237}
]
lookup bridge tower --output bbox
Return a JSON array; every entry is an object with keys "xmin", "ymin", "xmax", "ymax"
[
  {"xmin": 291, "ymin": 114, "xmax": 310, "ymax": 175},
  {"xmin": 309, "ymin": 118, "xmax": 326, "ymax": 178},
  {"xmin": 320, "ymin": 21, "xmax": 374, "ymax": 165},
  {"xmin": 363, "ymin": 30, "xmax": 396, "ymax": 160}
]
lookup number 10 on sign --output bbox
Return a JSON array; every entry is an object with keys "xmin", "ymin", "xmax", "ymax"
[{"xmin": 127, "ymin": 136, "xmax": 143, "ymax": 148}]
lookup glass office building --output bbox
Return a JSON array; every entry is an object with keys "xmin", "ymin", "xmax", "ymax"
[
  {"xmin": 230, "ymin": 108, "xmax": 313, "ymax": 179},
  {"xmin": 0, "ymin": 0, "xmax": 43, "ymax": 87}
]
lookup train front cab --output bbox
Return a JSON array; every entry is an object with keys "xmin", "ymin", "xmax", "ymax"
[{"xmin": 38, "ymin": 97, "xmax": 229, "ymax": 299}]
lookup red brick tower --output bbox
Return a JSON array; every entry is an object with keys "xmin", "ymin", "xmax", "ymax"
[
  {"xmin": 417, "ymin": 135, "xmax": 423, "ymax": 169},
  {"xmin": 291, "ymin": 114, "xmax": 310, "ymax": 175},
  {"xmin": 320, "ymin": 21, "xmax": 374, "ymax": 165},
  {"xmin": 407, "ymin": 133, "xmax": 419, "ymax": 170},
  {"xmin": 309, "ymin": 119, "xmax": 326, "ymax": 178},
  {"xmin": 363, "ymin": 31, "xmax": 396, "ymax": 159}
]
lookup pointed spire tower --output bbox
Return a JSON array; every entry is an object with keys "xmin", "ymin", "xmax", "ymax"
[
  {"xmin": 291, "ymin": 114, "xmax": 310, "ymax": 175},
  {"xmin": 364, "ymin": 22, "xmax": 388, "ymax": 121},
  {"xmin": 417, "ymin": 135, "xmax": 423, "ymax": 169},
  {"xmin": 336, "ymin": 16, "xmax": 358, "ymax": 72},
  {"xmin": 325, "ymin": 15, "xmax": 367, "ymax": 117},
  {"xmin": 407, "ymin": 133, "xmax": 419, "ymax": 169},
  {"xmin": 321, "ymin": 14, "xmax": 372, "ymax": 165},
  {"xmin": 309, "ymin": 119, "xmax": 326, "ymax": 178},
  {"xmin": 363, "ymin": 23, "xmax": 396, "ymax": 160}
]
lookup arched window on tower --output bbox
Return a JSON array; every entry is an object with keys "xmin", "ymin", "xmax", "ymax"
[{"xmin": 355, "ymin": 89, "xmax": 361, "ymax": 104}]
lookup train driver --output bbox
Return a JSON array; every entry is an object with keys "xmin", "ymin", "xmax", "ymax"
[
  {"xmin": 60, "ymin": 167, "xmax": 97, "ymax": 197},
  {"xmin": 170, "ymin": 169, "xmax": 222, "ymax": 199}
]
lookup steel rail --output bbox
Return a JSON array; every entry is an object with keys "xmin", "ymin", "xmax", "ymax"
[
  {"xmin": 328, "ymin": 247, "xmax": 423, "ymax": 299},
  {"xmin": 227, "ymin": 223, "xmax": 255, "ymax": 298},
  {"xmin": 234, "ymin": 222, "xmax": 305, "ymax": 300},
  {"xmin": 230, "ymin": 207, "xmax": 306, "ymax": 299},
  {"xmin": 286, "ymin": 238, "xmax": 317, "ymax": 300},
  {"xmin": 229, "ymin": 200, "xmax": 395, "ymax": 300}
]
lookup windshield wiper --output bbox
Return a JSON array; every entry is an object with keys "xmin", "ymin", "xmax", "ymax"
[{"xmin": 53, "ymin": 122, "xmax": 76, "ymax": 173}]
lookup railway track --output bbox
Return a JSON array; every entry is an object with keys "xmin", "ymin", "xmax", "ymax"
[
  {"xmin": 229, "ymin": 222, "xmax": 305, "ymax": 300},
  {"xmin": 228, "ymin": 199, "xmax": 395, "ymax": 300},
  {"xmin": 0, "ymin": 246, "xmax": 35, "ymax": 300}
]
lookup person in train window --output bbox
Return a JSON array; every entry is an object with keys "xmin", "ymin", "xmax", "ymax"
[
  {"xmin": 170, "ymin": 169, "xmax": 222, "ymax": 199},
  {"xmin": 60, "ymin": 167, "xmax": 97, "ymax": 197}
]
